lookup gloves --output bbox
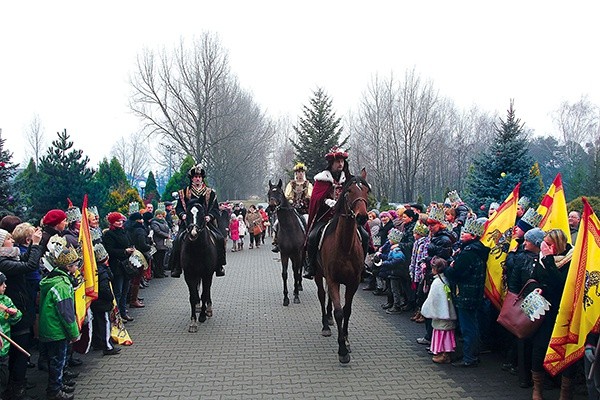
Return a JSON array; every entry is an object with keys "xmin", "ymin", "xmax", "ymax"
[
  {"xmin": 585, "ymin": 346, "xmax": 596, "ymax": 363},
  {"xmin": 325, "ymin": 198, "xmax": 337, "ymax": 208},
  {"xmin": 373, "ymin": 255, "xmax": 382, "ymax": 267}
]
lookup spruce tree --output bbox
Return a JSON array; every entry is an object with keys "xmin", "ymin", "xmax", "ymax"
[
  {"xmin": 31, "ymin": 129, "xmax": 94, "ymax": 220},
  {"xmin": 0, "ymin": 132, "xmax": 19, "ymax": 217},
  {"xmin": 144, "ymin": 171, "xmax": 160, "ymax": 205},
  {"xmin": 89, "ymin": 157, "xmax": 130, "ymax": 219},
  {"xmin": 290, "ymin": 88, "xmax": 346, "ymax": 176},
  {"xmin": 163, "ymin": 156, "xmax": 195, "ymax": 200},
  {"xmin": 13, "ymin": 158, "xmax": 38, "ymax": 221},
  {"xmin": 465, "ymin": 100, "xmax": 542, "ymax": 210}
]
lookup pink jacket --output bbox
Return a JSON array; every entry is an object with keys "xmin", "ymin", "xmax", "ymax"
[{"xmin": 229, "ymin": 219, "xmax": 240, "ymax": 241}]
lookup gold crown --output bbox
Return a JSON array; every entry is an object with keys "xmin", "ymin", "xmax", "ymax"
[
  {"xmin": 521, "ymin": 208, "xmax": 543, "ymax": 228},
  {"xmin": 413, "ymin": 222, "xmax": 429, "ymax": 236},
  {"xmin": 293, "ymin": 162, "xmax": 306, "ymax": 172},
  {"xmin": 462, "ymin": 218, "xmax": 486, "ymax": 237},
  {"xmin": 45, "ymin": 235, "xmax": 80, "ymax": 269}
]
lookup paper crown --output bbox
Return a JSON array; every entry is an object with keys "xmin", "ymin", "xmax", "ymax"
[
  {"xmin": 93, "ymin": 243, "xmax": 109, "ymax": 262},
  {"xmin": 156, "ymin": 202, "xmax": 166, "ymax": 213},
  {"xmin": 90, "ymin": 227, "xmax": 102, "ymax": 242},
  {"xmin": 87, "ymin": 205, "xmax": 99, "ymax": 216},
  {"xmin": 44, "ymin": 235, "xmax": 80, "ymax": 269},
  {"xmin": 462, "ymin": 218, "xmax": 486, "ymax": 237},
  {"xmin": 128, "ymin": 202, "xmax": 140, "ymax": 215},
  {"xmin": 427, "ymin": 205, "xmax": 446, "ymax": 224},
  {"xmin": 519, "ymin": 208, "xmax": 543, "ymax": 230},
  {"xmin": 518, "ymin": 196, "xmax": 530, "ymax": 209},
  {"xmin": 413, "ymin": 222, "xmax": 429, "ymax": 237},
  {"xmin": 447, "ymin": 190, "xmax": 462, "ymax": 204},
  {"xmin": 65, "ymin": 198, "xmax": 82, "ymax": 224},
  {"xmin": 388, "ymin": 228, "xmax": 403, "ymax": 244}
]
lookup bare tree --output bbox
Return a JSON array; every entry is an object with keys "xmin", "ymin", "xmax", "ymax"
[
  {"xmin": 25, "ymin": 114, "xmax": 46, "ymax": 165},
  {"xmin": 110, "ymin": 133, "xmax": 150, "ymax": 185},
  {"xmin": 552, "ymin": 95, "xmax": 600, "ymax": 161},
  {"xmin": 130, "ymin": 32, "xmax": 269, "ymax": 197}
]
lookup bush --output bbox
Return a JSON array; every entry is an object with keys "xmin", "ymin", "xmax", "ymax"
[{"xmin": 567, "ymin": 196, "xmax": 600, "ymax": 215}]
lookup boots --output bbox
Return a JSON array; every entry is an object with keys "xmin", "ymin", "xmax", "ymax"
[
  {"xmin": 129, "ymin": 285, "xmax": 145, "ymax": 308},
  {"xmin": 559, "ymin": 376, "xmax": 574, "ymax": 400},
  {"xmin": 7, "ymin": 381, "xmax": 37, "ymax": 400},
  {"xmin": 237, "ymin": 242, "xmax": 242, "ymax": 251},
  {"xmin": 531, "ymin": 371, "xmax": 545, "ymax": 400},
  {"xmin": 271, "ymin": 234, "xmax": 280, "ymax": 253},
  {"xmin": 302, "ymin": 255, "xmax": 315, "ymax": 280}
]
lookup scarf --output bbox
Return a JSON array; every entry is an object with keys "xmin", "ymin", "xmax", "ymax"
[
  {"xmin": 0, "ymin": 247, "xmax": 21, "ymax": 260},
  {"xmin": 554, "ymin": 247, "xmax": 574, "ymax": 269}
]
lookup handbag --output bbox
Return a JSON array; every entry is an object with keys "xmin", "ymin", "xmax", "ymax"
[
  {"xmin": 497, "ymin": 279, "xmax": 550, "ymax": 339},
  {"xmin": 120, "ymin": 259, "xmax": 139, "ymax": 278},
  {"xmin": 252, "ymin": 224, "xmax": 262, "ymax": 236}
]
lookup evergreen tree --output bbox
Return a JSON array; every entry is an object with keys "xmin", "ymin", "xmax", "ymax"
[
  {"xmin": 0, "ymin": 132, "xmax": 19, "ymax": 217},
  {"xmin": 144, "ymin": 171, "xmax": 160, "ymax": 205},
  {"xmin": 289, "ymin": 88, "xmax": 347, "ymax": 176},
  {"xmin": 163, "ymin": 155, "xmax": 195, "ymax": 200},
  {"xmin": 465, "ymin": 101, "xmax": 542, "ymax": 209},
  {"xmin": 13, "ymin": 158, "xmax": 38, "ymax": 221},
  {"xmin": 30, "ymin": 129, "xmax": 94, "ymax": 221},
  {"xmin": 89, "ymin": 157, "xmax": 130, "ymax": 219}
]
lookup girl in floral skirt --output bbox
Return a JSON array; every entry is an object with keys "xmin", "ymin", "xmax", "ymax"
[{"xmin": 420, "ymin": 256, "xmax": 457, "ymax": 364}]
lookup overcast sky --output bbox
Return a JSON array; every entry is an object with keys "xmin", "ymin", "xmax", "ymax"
[{"xmin": 1, "ymin": 1, "xmax": 599, "ymax": 167}]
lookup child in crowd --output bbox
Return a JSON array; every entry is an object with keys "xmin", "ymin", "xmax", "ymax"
[
  {"xmin": 237, "ymin": 215, "xmax": 247, "ymax": 251},
  {"xmin": 39, "ymin": 235, "xmax": 81, "ymax": 400},
  {"xmin": 0, "ymin": 271, "xmax": 23, "ymax": 387},
  {"xmin": 420, "ymin": 256, "xmax": 457, "ymax": 364},
  {"xmin": 229, "ymin": 214, "xmax": 240, "ymax": 252}
]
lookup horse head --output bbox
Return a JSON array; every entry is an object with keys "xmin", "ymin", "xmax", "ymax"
[
  {"xmin": 268, "ymin": 179, "xmax": 285, "ymax": 211},
  {"xmin": 185, "ymin": 198, "xmax": 207, "ymax": 241},
  {"xmin": 337, "ymin": 168, "xmax": 370, "ymax": 225}
]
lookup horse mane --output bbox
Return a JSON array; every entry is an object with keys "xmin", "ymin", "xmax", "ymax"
[{"xmin": 329, "ymin": 174, "xmax": 369, "ymax": 230}]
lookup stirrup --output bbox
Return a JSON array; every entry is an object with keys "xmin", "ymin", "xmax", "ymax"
[{"xmin": 271, "ymin": 245, "xmax": 280, "ymax": 253}]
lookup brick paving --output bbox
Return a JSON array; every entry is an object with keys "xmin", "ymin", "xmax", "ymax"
[{"xmin": 23, "ymin": 237, "xmax": 586, "ymax": 399}]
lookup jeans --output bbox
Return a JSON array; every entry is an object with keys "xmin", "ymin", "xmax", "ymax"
[
  {"xmin": 44, "ymin": 339, "xmax": 68, "ymax": 395},
  {"xmin": 457, "ymin": 307, "xmax": 480, "ymax": 364},
  {"xmin": 389, "ymin": 278, "xmax": 403, "ymax": 307},
  {"xmin": 112, "ymin": 273, "xmax": 130, "ymax": 317}
]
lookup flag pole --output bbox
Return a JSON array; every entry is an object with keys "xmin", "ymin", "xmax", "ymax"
[{"xmin": 0, "ymin": 331, "xmax": 30, "ymax": 357}]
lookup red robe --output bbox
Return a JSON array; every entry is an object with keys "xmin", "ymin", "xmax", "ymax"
[{"xmin": 306, "ymin": 170, "xmax": 347, "ymax": 232}]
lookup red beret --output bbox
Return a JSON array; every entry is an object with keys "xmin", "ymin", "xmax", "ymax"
[
  {"xmin": 107, "ymin": 212, "xmax": 126, "ymax": 225},
  {"xmin": 42, "ymin": 209, "xmax": 67, "ymax": 227}
]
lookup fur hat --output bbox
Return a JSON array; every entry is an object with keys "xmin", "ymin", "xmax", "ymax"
[
  {"xmin": 462, "ymin": 218, "xmax": 486, "ymax": 238},
  {"xmin": 293, "ymin": 162, "xmax": 307, "ymax": 172},
  {"xmin": 188, "ymin": 163, "xmax": 205, "ymax": 178},
  {"xmin": 524, "ymin": 227, "xmax": 545, "ymax": 248},
  {"xmin": 0, "ymin": 229, "xmax": 9, "ymax": 246},
  {"xmin": 42, "ymin": 209, "xmax": 68, "ymax": 227},
  {"xmin": 107, "ymin": 212, "xmax": 126, "ymax": 225},
  {"xmin": 325, "ymin": 146, "xmax": 348, "ymax": 161},
  {"xmin": 65, "ymin": 198, "xmax": 82, "ymax": 225},
  {"xmin": 94, "ymin": 243, "xmax": 109, "ymax": 263},
  {"xmin": 387, "ymin": 228, "xmax": 403, "ymax": 244},
  {"xmin": 517, "ymin": 208, "xmax": 543, "ymax": 232}
]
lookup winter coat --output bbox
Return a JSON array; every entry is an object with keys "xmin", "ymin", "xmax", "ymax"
[
  {"xmin": 39, "ymin": 268, "xmax": 79, "ymax": 342},
  {"xmin": 245, "ymin": 211, "xmax": 263, "ymax": 234},
  {"xmin": 127, "ymin": 221, "xmax": 152, "ymax": 254},
  {"xmin": 445, "ymin": 238, "xmax": 490, "ymax": 310},
  {"xmin": 397, "ymin": 220, "xmax": 416, "ymax": 262},
  {"xmin": 377, "ymin": 247, "xmax": 407, "ymax": 279},
  {"xmin": 63, "ymin": 228, "xmax": 80, "ymax": 249},
  {"xmin": 427, "ymin": 229, "xmax": 456, "ymax": 261},
  {"xmin": 229, "ymin": 219, "xmax": 240, "ymax": 241},
  {"xmin": 102, "ymin": 227, "xmax": 132, "ymax": 277},
  {"xmin": 505, "ymin": 243, "xmax": 537, "ymax": 294},
  {"xmin": 0, "ymin": 244, "xmax": 43, "ymax": 335},
  {"xmin": 150, "ymin": 218, "xmax": 171, "ymax": 251},
  {"xmin": 90, "ymin": 263, "xmax": 114, "ymax": 313},
  {"xmin": 420, "ymin": 273, "xmax": 457, "ymax": 330},
  {"xmin": 377, "ymin": 220, "xmax": 394, "ymax": 249},
  {"xmin": 0, "ymin": 294, "xmax": 23, "ymax": 357}
]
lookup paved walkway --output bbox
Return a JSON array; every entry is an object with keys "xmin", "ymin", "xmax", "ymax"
[{"xmin": 24, "ymin": 237, "xmax": 586, "ymax": 399}]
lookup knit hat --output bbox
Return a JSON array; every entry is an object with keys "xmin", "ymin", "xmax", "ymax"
[
  {"xmin": 379, "ymin": 211, "xmax": 391, "ymax": 220},
  {"xmin": 142, "ymin": 212, "xmax": 153, "ymax": 222},
  {"xmin": 42, "ymin": 209, "xmax": 68, "ymax": 227},
  {"xmin": 94, "ymin": 243, "xmax": 109, "ymax": 263},
  {"xmin": 107, "ymin": 212, "xmax": 126, "ymax": 225},
  {"xmin": 129, "ymin": 212, "xmax": 143, "ymax": 221},
  {"xmin": 0, "ymin": 229, "xmax": 9, "ymax": 246},
  {"xmin": 524, "ymin": 227, "xmax": 545, "ymax": 248},
  {"xmin": 516, "ymin": 208, "xmax": 543, "ymax": 232},
  {"xmin": 388, "ymin": 210, "xmax": 398, "ymax": 220}
]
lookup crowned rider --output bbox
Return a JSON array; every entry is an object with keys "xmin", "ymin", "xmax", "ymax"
[
  {"xmin": 271, "ymin": 162, "xmax": 314, "ymax": 253},
  {"xmin": 169, "ymin": 164, "xmax": 226, "ymax": 278},
  {"xmin": 302, "ymin": 146, "xmax": 369, "ymax": 279}
]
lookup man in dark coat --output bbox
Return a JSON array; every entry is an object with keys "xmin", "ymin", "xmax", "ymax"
[{"xmin": 170, "ymin": 164, "xmax": 226, "ymax": 278}]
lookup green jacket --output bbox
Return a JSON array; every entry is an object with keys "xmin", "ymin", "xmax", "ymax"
[
  {"xmin": 0, "ymin": 294, "xmax": 22, "ymax": 357},
  {"xmin": 39, "ymin": 269, "xmax": 79, "ymax": 342}
]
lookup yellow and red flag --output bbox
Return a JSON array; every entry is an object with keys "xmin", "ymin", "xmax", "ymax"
[
  {"xmin": 544, "ymin": 197, "xmax": 600, "ymax": 376},
  {"xmin": 481, "ymin": 183, "xmax": 520, "ymax": 310},
  {"xmin": 537, "ymin": 173, "xmax": 572, "ymax": 244},
  {"xmin": 74, "ymin": 194, "xmax": 98, "ymax": 328}
]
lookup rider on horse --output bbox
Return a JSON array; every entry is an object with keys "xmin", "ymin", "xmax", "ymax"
[
  {"xmin": 169, "ymin": 164, "xmax": 226, "ymax": 278},
  {"xmin": 302, "ymin": 146, "xmax": 369, "ymax": 279},
  {"xmin": 271, "ymin": 162, "xmax": 313, "ymax": 253}
]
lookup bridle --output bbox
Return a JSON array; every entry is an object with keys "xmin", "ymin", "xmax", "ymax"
[
  {"xmin": 339, "ymin": 179, "xmax": 369, "ymax": 219},
  {"xmin": 185, "ymin": 204, "xmax": 206, "ymax": 241}
]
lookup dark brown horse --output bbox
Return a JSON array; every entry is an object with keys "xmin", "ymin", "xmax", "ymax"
[
  {"xmin": 180, "ymin": 198, "xmax": 218, "ymax": 332},
  {"xmin": 315, "ymin": 169, "xmax": 370, "ymax": 363},
  {"xmin": 268, "ymin": 179, "xmax": 306, "ymax": 306}
]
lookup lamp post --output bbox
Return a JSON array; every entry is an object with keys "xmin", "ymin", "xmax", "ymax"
[{"xmin": 139, "ymin": 181, "xmax": 146, "ymax": 200}]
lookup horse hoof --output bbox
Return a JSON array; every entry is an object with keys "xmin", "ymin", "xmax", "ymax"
[
  {"xmin": 293, "ymin": 297, "xmax": 300, "ymax": 304},
  {"xmin": 283, "ymin": 298, "xmax": 290, "ymax": 306},
  {"xmin": 339, "ymin": 354, "xmax": 351, "ymax": 364},
  {"xmin": 188, "ymin": 324, "xmax": 198, "ymax": 333},
  {"xmin": 322, "ymin": 329, "xmax": 332, "ymax": 337},
  {"xmin": 206, "ymin": 308, "xmax": 213, "ymax": 318}
]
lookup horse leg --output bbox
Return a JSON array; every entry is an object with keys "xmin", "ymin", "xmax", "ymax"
[
  {"xmin": 186, "ymin": 277, "xmax": 199, "ymax": 333},
  {"xmin": 199, "ymin": 275, "xmax": 213, "ymax": 322},
  {"xmin": 342, "ymin": 282, "xmax": 359, "ymax": 355},
  {"xmin": 281, "ymin": 256, "xmax": 290, "ymax": 306},
  {"xmin": 316, "ymin": 276, "xmax": 331, "ymax": 336},
  {"xmin": 329, "ymin": 281, "xmax": 350, "ymax": 363},
  {"xmin": 292, "ymin": 254, "xmax": 301, "ymax": 304}
]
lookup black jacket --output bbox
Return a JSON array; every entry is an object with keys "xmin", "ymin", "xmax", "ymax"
[
  {"xmin": 102, "ymin": 228, "xmax": 132, "ymax": 277},
  {"xmin": 90, "ymin": 263, "xmax": 114, "ymax": 313},
  {"xmin": 445, "ymin": 239, "xmax": 490, "ymax": 309}
]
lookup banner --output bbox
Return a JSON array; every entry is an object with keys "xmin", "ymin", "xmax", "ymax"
[
  {"xmin": 537, "ymin": 173, "xmax": 572, "ymax": 244},
  {"xmin": 481, "ymin": 183, "xmax": 520, "ymax": 310},
  {"xmin": 74, "ymin": 195, "xmax": 98, "ymax": 329},
  {"xmin": 544, "ymin": 198, "xmax": 600, "ymax": 376}
]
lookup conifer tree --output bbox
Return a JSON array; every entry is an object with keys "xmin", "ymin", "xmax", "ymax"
[
  {"xmin": 0, "ymin": 131, "xmax": 19, "ymax": 216},
  {"xmin": 289, "ymin": 88, "xmax": 346, "ymax": 176},
  {"xmin": 13, "ymin": 158, "xmax": 38, "ymax": 221},
  {"xmin": 31, "ymin": 129, "xmax": 94, "ymax": 220},
  {"xmin": 163, "ymin": 156, "xmax": 195, "ymax": 200},
  {"xmin": 89, "ymin": 157, "xmax": 130, "ymax": 219},
  {"xmin": 144, "ymin": 171, "xmax": 160, "ymax": 205},
  {"xmin": 465, "ymin": 100, "xmax": 542, "ymax": 210}
]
